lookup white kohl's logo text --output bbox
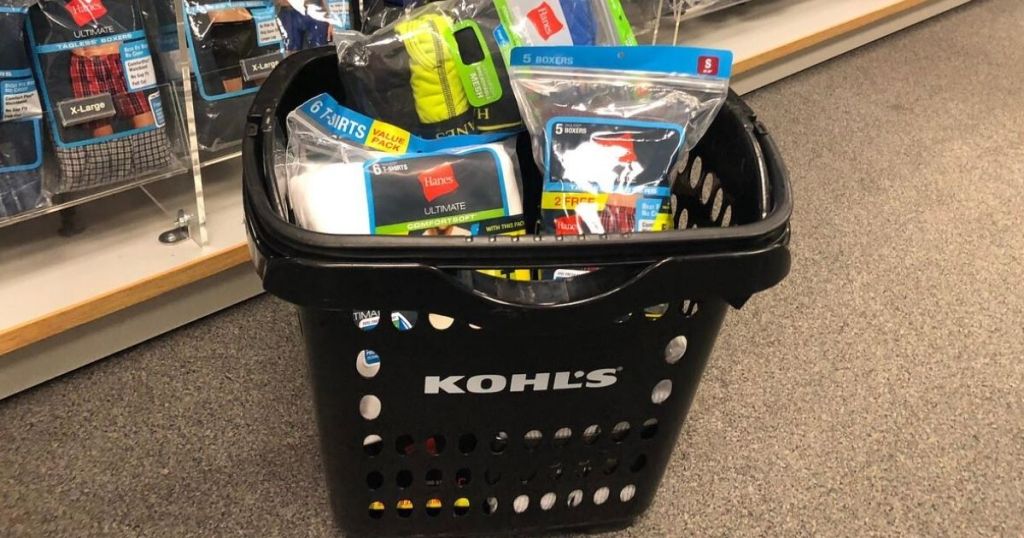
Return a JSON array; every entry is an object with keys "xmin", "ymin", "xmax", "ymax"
[{"xmin": 424, "ymin": 368, "xmax": 621, "ymax": 395}]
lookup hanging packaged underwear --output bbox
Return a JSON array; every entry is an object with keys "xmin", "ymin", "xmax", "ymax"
[
  {"xmin": 184, "ymin": 0, "xmax": 285, "ymax": 152},
  {"xmin": 27, "ymin": 0, "xmax": 182, "ymax": 193},
  {"xmin": 0, "ymin": 1, "xmax": 46, "ymax": 218},
  {"xmin": 491, "ymin": 0, "xmax": 635, "ymax": 49}
]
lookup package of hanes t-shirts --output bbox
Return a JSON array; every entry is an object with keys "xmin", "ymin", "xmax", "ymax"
[
  {"xmin": 184, "ymin": 0, "xmax": 285, "ymax": 151},
  {"xmin": 1, "ymin": 1, "xmax": 47, "ymax": 219},
  {"xmin": 27, "ymin": 0, "xmax": 182, "ymax": 193},
  {"xmin": 284, "ymin": 91, "xmax": 526, "ymax": 238},
  {"xmin": 508, "ymin": 45, "xmax": 732, "ymax": 236},
  {"xmin": 335, "ymin": 0, "xmax": 523, "ymax": 141}
]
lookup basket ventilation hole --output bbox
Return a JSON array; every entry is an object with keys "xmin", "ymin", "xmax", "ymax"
[
  {"xmin": 425, "ymin": 498, "xmax": 442, "ymax": 517},
  {"xmin": 353, "ymin": 310, "xmax": 380, "ymax": 332},
  {"xmin": 721, "ymin": 205, "xmax": 733, "ymax": 227},
  {"xmin": 359, "ymin": 395, "xmax": 381, "ymax": 421},
  {"xmin": 540, "ymin": 493, "xmax": 557, "ymax": 511},
  {"xmin": 567, "ymin": 490, "xmax": 584, "ymax": 508},
  {"xmin": 701, "ymin": 175, "xmax": 715, "ymax": 204},
  {"xmin": 454, "ymin": 498, "xmax": 470, "ymax": 516},
  {"xmin": 711, "ymin": 189, "xmax": 724, "ymax": 221},
  {"xmin": 652, "ymin": 380, "xmax": 673, "ymax": 405},
  {"xmin": 396, "ymin": 435, "xmax": 415, "ymax": 456},
  {"xmin": 644, "ymin": 304, "xmax": 669, "ymax": 320},
  {"xmin": 602, "ymin": 457, "xmax": 619, "ymax": 475},
  {"xmin": 513, "ymin": 495, "xmax": 530, "ymax": 514},
  {"xmin": 363, "ymin": 435, "xmax": 383, "ymax": 456},
  {"xmin": 428, "ymin": 313, "xmax": 455, "ymax": 330},
  {"xmin": 484, "ymin": 497, "xmax": 498, "ymax": 515},
  {"xmin": 458, "ymin": 434, "xmax": 477, "ymax": 454},
  {"xmin": 613, "ymin": 313, "xmax": 633, "ymax": 324},
  {"xmin": 689, "ymin": 156, "xmax": 703, "ymax": 188},
  {"xmin": 681, "ymin": 300, "xmax": 700, "ymax": 318},
  {"xmin": 620, "ymin": 485, "xmax": 637, "ymax": 502},
  {"xmin": 491, "ymin": 432, "xmax": 509, "ymax": 454},
  {"xmin": 548, "ymin": 463, "xmax": 564, "ymax": 480},
  {"xmin": 366, "ymin": 471, "xmax": 383, "ymax": 490},
  {"xmin": 523, "ymin": 430, "xmax": 543, "ymax": 450},
  {"xmin": 396, "ymin": 470, "xmax": 413, "ymax": 489},
  {"xmin": 396, "ymin": 499, "xmax": 413, "ymax": 517},
  {"xmin": 456, "ymin": 468, "xmax": 472, "ymax": 487},
  {"xmin": 575, "ymin": 460, "xmax": 593, "ymax": 478},
  {"xmin": 425, "ymin": 469, "xmax": 443, "ymax": 487},
  {"xmin": 519, "ymin": 469, "xmax": 538, "ymax": 485},
  {"xmin": 631, "ymin": 454, "xmax": 648, "ymax": 473},
  {"xmin": 368, "ymin": 501, "xmax": 385, "ymax": 519},
  {"xmin": 611, "ymin": 421, "xmax": 631, "ymax": 442},
  {"xmin": 484, "ymin": 469, "xmax": 501, "ymax": 485},
  {"xmin": 553, "ymin": 427, "xmax": 573, "ymax": 446},
  {"xmin": 425, "ymin": 435, "xmax": 446, "ymax": 456},
  {"xmin": 391, "ymin": 311, "xmax": 418, "ymax": 331},
  {"xmin": 641, "ymin": 419, "xmax": 659, "ymax": 439},
  {"xmin": 583, "ymin": 425, "xmax": 602, "ymax": 445},
  {"xmin": 665, "ymin": 336, "xmax": 688, "ymax": 365},
  {"xmin": 593, "ymin": 487, "xmax": 610, "ymax": 506},
  {"xmin": 356, "ymin": 350, "xmax": 381, "ymax": 379},
  {"xmin": 679, "ymin": 208, "xmax": 689, "ymax": 229}
]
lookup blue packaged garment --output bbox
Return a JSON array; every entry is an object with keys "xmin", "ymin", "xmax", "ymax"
[{"xmin": 0, "ymin": 2, "xmax": 46, "ymax": 217}]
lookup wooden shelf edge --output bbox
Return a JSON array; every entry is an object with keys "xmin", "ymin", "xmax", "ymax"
[
  {"xmin": 0, "ymin": 0, "xmax": 961, "ymax": 356},
  {"xmin": 734, "ymin": 0, "xmax": 939, "ymax": 74},
  {"xmin": 0, "ymin": 244, "xmax": 252, "ymax": 356}
]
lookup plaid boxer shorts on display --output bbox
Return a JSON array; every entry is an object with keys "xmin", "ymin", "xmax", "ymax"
[
  {"xmin": 54, "ymin": 127, "xmax": 172, "ymax": 192},
  {"xmin": 70, "ymin": 54, "xmax": 152, "ymax": 123},
  {"xmin": 600, "ymin": 203, "xmax": 637, "ymax": 233}
]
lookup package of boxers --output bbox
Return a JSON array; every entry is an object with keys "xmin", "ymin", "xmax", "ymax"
[{"xmin": 27, "ymin": 0, "xmax": 182, "ymax": 193}]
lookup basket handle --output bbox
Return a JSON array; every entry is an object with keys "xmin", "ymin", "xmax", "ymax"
[{"xmin": 256, "ymin": 237, "xmax": 789, "ymax": 325}]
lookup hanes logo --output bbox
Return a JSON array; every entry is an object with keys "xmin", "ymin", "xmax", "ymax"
[
  {"xmin": 526, "ymin": 2, "xmax": 565, "ymax": 41},
  {"xmin": 418, "ymin": 163, "xmax": 459, "ymax": 202}
]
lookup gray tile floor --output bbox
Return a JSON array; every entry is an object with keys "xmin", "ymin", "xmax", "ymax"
[{"xmin": 3, "ymin": 0, "xmax": 1022, "ymax": 535}]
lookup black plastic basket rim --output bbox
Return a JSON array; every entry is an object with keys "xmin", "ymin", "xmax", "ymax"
[{"xmin": 242, "ymin": 47, "xmax": 792, "ymax": 269}]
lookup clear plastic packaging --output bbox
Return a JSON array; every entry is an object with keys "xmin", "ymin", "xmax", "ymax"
[
  {"xmin": 492, "ymin": 0, "xmax": 635, "ymax": 47},
  {"xmin": 284, "ymin": 91, "xmax": 526, "ymax": 237},
  {"xmin": 508, "ymin": 45, "xmax": 732, "ymax": 235},
  {"xmin": 0, "ymin": 1, "xmax": 47, "ymax": 218},
  {"xmin": 335, "ymin": 0, "xmax": 522, "ymax": 140},
  {"xmin": 26, "ymin": 0, "xmax": 185, "ymax": 193},
  {"xmin": 184, "ymin": 0, "xmax": 286, "ymax": 151}
]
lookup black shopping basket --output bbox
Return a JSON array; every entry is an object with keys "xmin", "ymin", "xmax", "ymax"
[{"xmin": 242, "ymin": 46, "xmax": 792, "ymax": 537}]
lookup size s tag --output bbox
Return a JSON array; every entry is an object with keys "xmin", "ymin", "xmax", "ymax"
[
  {"xmin": 253, "ymin": 7, "xmax": 282, "ymax": 46},
  {"xmin": 240, "ymin": 51, "xmax": 283, "ymax": 82},
  {"xmin": 0, "ymin": 78, "xmax": 42, "ymax": 122},
  {"xmin": 57, "ymin": 93, "xmax": 116, "ymax": 127},
  {"xmin": 364, "ymin": 149, "xmax": 512, "ymax": 236},
  {"xmin": 120, "ymin": 40, "xmax": 157, "ymax": 91},
  {"xmin": 65, "ymin": 0, "xmax": 108, "ymax": 27},
  {"xmin": 443, "ymin": 21, "xmax": 503, "ymax": 107}
]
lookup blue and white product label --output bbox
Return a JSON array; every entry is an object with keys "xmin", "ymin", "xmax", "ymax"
[
  {"xmin": 511, "ymin": 45, "xmax": 734, "ymax": 80},
  {"xmin": 0, "ymin": 78, "xmax": 42, "ymax": 122},
  {"xmin": 148, "ymin": 92, "xmax": 165, "ymax": 127},
  {"xmin": 120, "ymin": 40, "xmax": 157, "ymax": 91},
  {"xmin": 327, "ymin": 0, "xmax": 351, "ymax": 30},
  {"xmin": 493, "ymin": 24, "xmax": 513, "ymax": 64},
  {"xmin": 253, "ymin": 6, "xmax": 282, "ymax": 46},
  {"xmin": 296, "ymin": 93, "xmax": 515, "ymax": 153}
]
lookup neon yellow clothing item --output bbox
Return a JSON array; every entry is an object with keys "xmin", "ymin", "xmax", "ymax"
[{"xmin": 395, "ymin": 14, "xmax": 470, "ymax": 125}]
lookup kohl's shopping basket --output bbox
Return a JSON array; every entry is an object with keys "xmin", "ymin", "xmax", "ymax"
[{"xmin": 242, "ymin": 47, "xmax": 792, "ymax": 537}]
